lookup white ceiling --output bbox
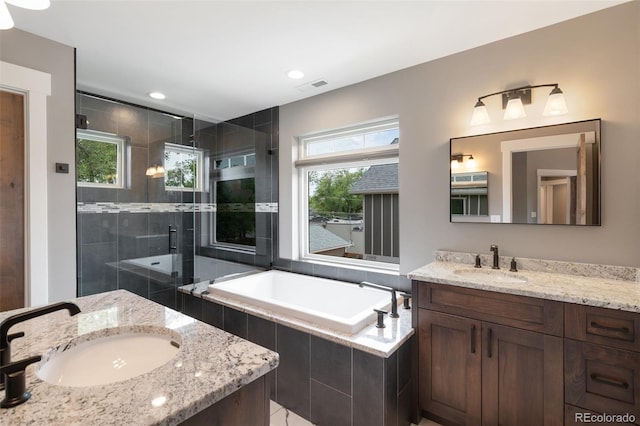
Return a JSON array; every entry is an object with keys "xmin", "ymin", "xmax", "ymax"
[{"xmin": 9, "ymin": 0, "xmax": 626, "ymax": 122}]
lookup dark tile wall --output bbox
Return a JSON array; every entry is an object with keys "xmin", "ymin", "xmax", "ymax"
[
  {"xmin": 196, "ymin": 107, "xmax": 279, "ymax": 269},
  {"xmin": 181, "ymin": 292, "xmax": 413, "ymax": 426},
  {"xmin": 76, "ymin": 93, "xmax": 194, "ymax": 310},
  {"xmin": 76, "ymin": 93, "xmax": 279, "ymax": 309}
]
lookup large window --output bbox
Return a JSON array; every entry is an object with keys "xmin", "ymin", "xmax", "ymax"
[
  {"xmin": 297, "ymin": 118, "xmax": 399, "ymax": 269},
  {"xmin": 164, "ymin": 143, "xmax": 205, "ymax": 191},
  {"xmin": 76, "ymin": 129, "xmax": 126, "ymax": 188}
]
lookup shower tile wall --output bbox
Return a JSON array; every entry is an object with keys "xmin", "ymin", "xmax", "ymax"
[
  {"xmin": 76, "ymin": 93, "xmax": 194, "ymax": 309},
  {"xmin": 76, "ymin": 93, "xmax": 279, "ymax": 307},
  {"xmin": 196, "ymin": 107, "xmax": 279, "ymax": 269}
]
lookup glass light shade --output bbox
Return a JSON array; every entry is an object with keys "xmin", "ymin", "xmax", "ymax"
[
  {"xmin": 503, "ymin": 98, "xmax": 526, "ymax": 120},
  {"xmin": 0, "ymin": 1, "xmax": 14, "ymax": 29},
  {"xmin": 5, "ymin": 0, "xmax": 50, "ymax": 10},
  {"xmin": 451, "ymin": 159, "xmax": 460, "ymax": 170},
  {"xmin": 152, "ymin": 165, "xmax": 165, "ymax": 178},
  {"xmin": 145, "ymin": 166, "xmax": 156, "ymax": 176},
  {"xmin": 466, "ymin": 156, "xmax": 477, "ymax": 168},
  {"xmin": 470, "ymin": 101, "xmax": 490, "ymax": 126},
  {"xmin": 543, "ymin": 87, "xmax": 568, "ymax": 116}
]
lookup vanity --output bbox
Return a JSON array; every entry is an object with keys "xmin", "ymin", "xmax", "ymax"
[
  {"xmin": 0, "ymin": 290, "xmax": 279, "ymax": 425},
  {"xmin": 409, "ymin": 251, "xmax": 640, "ymax": 426}
]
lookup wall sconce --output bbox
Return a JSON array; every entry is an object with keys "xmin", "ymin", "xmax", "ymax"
[
  {"xmin": 471, "ymin": 83, "xmax": 568, "ymax": 125},
  {"xmin": 145, "ymin": 164, "xmax": 165, "ymax": 178},
  {"xmin": 451, "ymin": 154, "xmax": 476, "ymax": 170}
]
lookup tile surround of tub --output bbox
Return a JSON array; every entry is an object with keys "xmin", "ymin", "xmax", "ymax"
[{"xmin": 182, "ymin": 292, "xmax": 414, "ymax": 426}]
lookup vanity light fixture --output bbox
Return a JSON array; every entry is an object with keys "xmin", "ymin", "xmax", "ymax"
[
  {"xmin": 451, "ymin": 154, "xmax": 476, "ymax": 169},
  {"xmin": 0, "ymin": 0, "xmax": 50, "ymax": 30},
  {"xmin": 145, "ymin": 164, "xmax": 165, "ymax": 178},
  {"xmin": 470, "ymin": 83, "xmax": 568, "ymax": 125}
]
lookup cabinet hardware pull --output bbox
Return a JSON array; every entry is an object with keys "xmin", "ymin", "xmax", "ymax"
[
  {"xmin": 470, "ymin": 325, "xmax": 476, "ymax": 354},
  {"xmin": 487, "ymin": 328, "xmax": 492, "ymax": 358},
  {"xmin": 590, "ymin": 373, "xmax": 629, "ymax": 389},
  {"xmin": 590, "ymin": 322, "xmax": 630, "ymax": 334}
]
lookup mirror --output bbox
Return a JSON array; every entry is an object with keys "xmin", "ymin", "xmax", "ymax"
[{"xmin": 450, "ymin": 119, "xmax": 600, "ymax": 225}]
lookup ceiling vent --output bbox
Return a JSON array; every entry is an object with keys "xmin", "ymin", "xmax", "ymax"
[{"xmin": 296, "ymin": 79, "xmax": 329, "ymax": 92}]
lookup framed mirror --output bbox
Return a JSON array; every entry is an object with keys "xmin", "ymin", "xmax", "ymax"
[{"xmin": 450, "ymin": 119, "xmax": 601, "ymax": 225}]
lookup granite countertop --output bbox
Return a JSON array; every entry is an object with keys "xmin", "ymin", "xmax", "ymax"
[
  {"xmin": 408, "ymin": 250, "xmax": 640, "ymax": 313},
  {"xmin": 180, "ymin": 282, "xmax": 414, "ymax": 358},
  {"xmin": 0, "ymin": 290, "xmax": 279, "ymax": 426}
]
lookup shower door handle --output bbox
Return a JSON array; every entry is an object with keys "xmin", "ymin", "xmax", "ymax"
[{"xmin": 168, "ymin": 226, "xmax": 177, "ymax": 253}]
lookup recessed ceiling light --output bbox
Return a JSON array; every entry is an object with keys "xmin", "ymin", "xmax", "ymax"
[
  {"xmin": 149, "ymin": 92, "xmax": 166, "ymax": 100},
  {"xmin": 287, "ymin": 69, "xmax": 304, "ymax": 80}
]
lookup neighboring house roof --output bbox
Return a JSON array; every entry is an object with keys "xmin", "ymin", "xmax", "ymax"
[
  {"xmin": 308, "ymin": 224, "xmax": 352, "ymax": 253},
  {"xmin": 350, "ymin": 163, "xmax": 399, "ymax": 194}
]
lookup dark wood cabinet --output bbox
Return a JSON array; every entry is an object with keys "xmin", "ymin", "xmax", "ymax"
[
  {"xmin": 419, "ymin": 310, "xmax": 481, "ymax": 425},
  {"xmin": 482, "ymin": 323, "xmax": 563, "ymax": 426},
  {"xmin": 415, "ymin": 281, "xmax": 564, "ymax": 426}
]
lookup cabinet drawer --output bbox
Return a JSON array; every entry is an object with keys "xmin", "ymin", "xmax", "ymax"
[
  {"xmin": 416, "ymin": 281, "xmax": 563, "ymax": 336},
  {"xmin": 566, "ymin": 304, "xmax": 640, "ymax": 351},
  {"xmin": 565, "ymin": 339, "xmax": 640, "ymax": 420}
]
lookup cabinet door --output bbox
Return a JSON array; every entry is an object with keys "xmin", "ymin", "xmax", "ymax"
[
  {"xmin": 419, "ymin": 309, "xmax": 481, "ymax": 425},
  {"xmin": 482, "ymin": 323, "xmax": 563, "ymax": 426}
]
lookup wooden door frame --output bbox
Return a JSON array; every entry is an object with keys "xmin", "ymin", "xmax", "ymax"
[{"xmin": 0, "ymin": 61, "xmax": 51, "ymax": 307}]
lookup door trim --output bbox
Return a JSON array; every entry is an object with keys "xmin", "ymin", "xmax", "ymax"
[{"xmin": 0, "ymin": 61, "xmax": 51, "ymax": 307}]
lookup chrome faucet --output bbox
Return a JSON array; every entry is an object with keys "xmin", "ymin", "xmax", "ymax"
[
  {"xmin": 359, "ymin": 281, "xmax": 399, "ymax": 318},
  {"xmin": 490, "ymin": 244, "xmax": 500, "ymax": 269},
  {"xmin": 0, "ymin": 302, "xmax": 81, "ymax": 406}
]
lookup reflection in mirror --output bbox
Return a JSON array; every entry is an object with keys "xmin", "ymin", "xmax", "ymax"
[{"xmin": 450, "ymin": 119, "xmax": 600, "ymax": 225}]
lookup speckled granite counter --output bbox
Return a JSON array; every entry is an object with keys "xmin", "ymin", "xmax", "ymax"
[
  {"xmin": 180, "ymin": 281, "xmax": 413, "ymax": 358},
  {"xmin": 408, "ymin": 250, "xmax": 640, "ymax": 312},
  {"xmin": 0, "ymin": 290, "xmax": 279, "ymax": 425}
]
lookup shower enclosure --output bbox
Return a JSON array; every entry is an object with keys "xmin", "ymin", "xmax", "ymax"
[{"xmin": 76, "ymin": 93, "xmax": 278, "ymax": 310}]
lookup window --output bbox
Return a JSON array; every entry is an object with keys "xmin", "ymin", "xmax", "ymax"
[
  {"xmin": 164, "ymin": 143, "xmax": 205, "ymax": 191},
  {"xmin": 76, "ymin": 129, "xmax": 126, "ymax": 188},
  {"xmin": 297, "ymin": 118, "xmax": 400, "ymax": 269}
]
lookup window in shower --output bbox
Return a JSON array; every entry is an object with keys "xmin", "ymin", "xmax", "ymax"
[
  {"xmin": 76, "ymin": 129, "xmax": 127, "ymax": 188},
  {"xmin": 214, "ymin": 178, "xmax": 256, "ymax": 248},
  {"xmin": 164, "ymin": 143, "xmax": 205, "ymax": 191}
]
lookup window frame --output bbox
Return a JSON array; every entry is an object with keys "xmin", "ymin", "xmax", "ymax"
[
  {"xmin": 76, "ymin": 129, "xmax": 127, "ymax": 189},
  {"xmin": 163, "ymin": 142, "xmax": 206, "ymax": 192},
  {"xmin": 296, "ymin": 118, "xmax": 400, "ymax": 271}
]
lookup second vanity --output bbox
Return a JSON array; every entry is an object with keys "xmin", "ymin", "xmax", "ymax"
[
  {"xmin": 409, "ymin": 251, "xmax": 640, "ymax": 426},
  {"xmin": 0, "ymin": 290, "xmax": 279, "ymax": 425}
]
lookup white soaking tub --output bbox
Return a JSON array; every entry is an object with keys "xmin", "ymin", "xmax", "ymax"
[{"xmin": 207, "ymin": 270, "xmax": 393, "ymax": 334}]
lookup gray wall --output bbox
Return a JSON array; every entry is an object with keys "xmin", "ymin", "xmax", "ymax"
[
  {"xmin": 0, "ymin": 29, "xmax": 76, "ymax": 302},
  {"xmin": 279, "ymin": 2, "xmax": 640, "ymax": 276}
]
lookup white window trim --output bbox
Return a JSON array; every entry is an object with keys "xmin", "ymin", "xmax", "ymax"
[
  {"xmin": 164, "ymin": 142, "xmax": 206, "ymax": 192},
  {"xmin": 76, "ymin": 129, "xmax": 126, "ymax": 189},
  {"xmin": 296, "ymin": 118, "xmax": 399, "ymax": 272}
]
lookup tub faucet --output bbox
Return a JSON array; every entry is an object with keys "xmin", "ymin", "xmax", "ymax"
[
  {"xmin": 0, "ymin": 302, "xmax": 81, "ymax": 398},
  {"xmin": 359, "ymin": 281, "xmax": 398, "ymax": 318},
  {"xmin": 490, "ymin": 244, "xmax": 500, "ymax": 269}
]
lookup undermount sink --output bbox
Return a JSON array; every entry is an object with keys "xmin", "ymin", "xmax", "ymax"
[
  {"xmin": 37, "ymin": 326, "xmax": 181, "ymax": 387},
  {"xmin": 452, "ymin": 268, "xmax": 529, "ymax": 284}
]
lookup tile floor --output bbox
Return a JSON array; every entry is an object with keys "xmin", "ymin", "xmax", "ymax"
[{"xmin": 269, "ymin": 400, "xmax": 441, "ymax": 426}]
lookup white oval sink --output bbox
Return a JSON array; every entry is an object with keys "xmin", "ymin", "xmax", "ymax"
[
  {"xmin": 452, "ymin": 269, "xmax": 529, "ymax": 284},
  {"xmin": 37, "ymin": 327, "xmax": 181, "ymax": 387}
]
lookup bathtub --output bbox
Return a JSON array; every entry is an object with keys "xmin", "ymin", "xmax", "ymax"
[{"xmin": 207, "ymin": 270, "xmax": 393, "ymax": 334}]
